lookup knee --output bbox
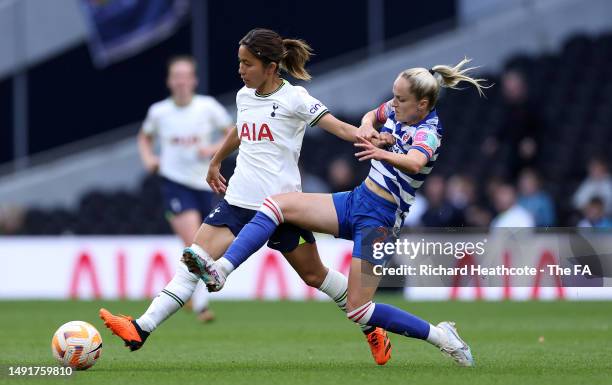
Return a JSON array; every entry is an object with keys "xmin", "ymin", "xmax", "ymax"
[{"xmin": 269, "ymin": 192, "xmax": 299, "ymax": 219}]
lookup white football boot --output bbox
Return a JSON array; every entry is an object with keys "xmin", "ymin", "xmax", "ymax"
[
  {"xmin": 181, "ymin": 247, "xmax": 226, "ymax": 292},
  {"xmin": 437, "ymin": 321, "xmax": 475, "ymax": 367}
]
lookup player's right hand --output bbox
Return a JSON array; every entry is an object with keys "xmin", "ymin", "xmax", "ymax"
[
  {"xmin": 207, "ymin": 163, "xmax": 227, "ymax": 193},
  {"xmin": 357, "ymin": 123, "xmax": 379, "ymax": 142}
]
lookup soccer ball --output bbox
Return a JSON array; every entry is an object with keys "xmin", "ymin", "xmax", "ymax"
[{"xmin": 51, "ymin": 321, "xmax": 103, "ymax": 370}]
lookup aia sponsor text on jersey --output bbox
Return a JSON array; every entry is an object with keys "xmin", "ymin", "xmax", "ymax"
[{"xmin": 239, "ymin": 122, "xmax": 275, "ymax": 141}]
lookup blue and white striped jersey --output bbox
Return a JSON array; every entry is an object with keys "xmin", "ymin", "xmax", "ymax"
[{"xmin": 368, "ymin": 101, "xmax": 443, "ymax": 227}]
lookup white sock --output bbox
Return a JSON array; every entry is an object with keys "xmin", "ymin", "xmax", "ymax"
[
  {"xmin": 190, "ymin": 282, "xmax": 211, "ymax": 313},
  {"xmin": 318, "ymin": 269, "xmax": 347, "ymax": 311},
  {"xmin": 319, "ymin": 269, "xmax": 374, "ymax": 334},
  {"xmin": 136, "ymin": 263, "xmax": 199, "ymax": 332},
  {"xmin": 426, "ymin": 324, "xmax": 447, "ymax": 347},
  {"xmin": 347, "ymin": 301, "xmax": 376, "ymax": 326},
  {"xmin": 215, "ymin": 257, "xmax": 235, "ymax": 277}
]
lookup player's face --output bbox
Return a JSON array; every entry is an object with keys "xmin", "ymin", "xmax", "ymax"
[
  {"xmin": 238, "ymin": 45, "xmax": 276, "ymax": 89},
  {"xmin": 391, "ymin": 76, "xmax": 428, "ymax": 124},
  {"xmin": 167, "ymin": 61, "xmax": 197, "ymax": 99}
]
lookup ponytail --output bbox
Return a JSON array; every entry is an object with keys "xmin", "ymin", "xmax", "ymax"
[
  {"xmin": 431, "ymin": 57, "xmax": 490, "ymax": 97},
  {"xmin": 281, "ymin": 39, "xmax": 313, "ymax": 81},
  {"xmin": 400, "ymin": 57, "xmax": 491, "ymax": 110}
]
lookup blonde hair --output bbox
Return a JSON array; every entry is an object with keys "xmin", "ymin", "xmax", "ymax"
[{"xmin": 400, "ymin": 57, "xmax": 490, "ymax": 109}]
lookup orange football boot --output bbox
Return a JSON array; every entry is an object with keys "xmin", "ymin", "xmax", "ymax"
[
  {"xmin": 99, "ymin": 308, "xmax": 149, "ymax": 351},
  {"xmin": 366, "ymin": 327, "xmax": 392, "ymax": 365}
]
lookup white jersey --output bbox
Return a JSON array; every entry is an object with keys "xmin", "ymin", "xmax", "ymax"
[
  {"xmin": 224, "ymin": 80, "xmax": 329, "ymax": 210},
  {"xmin": 142, "ymin": 95, "xmax": 232, "ymax": 190}
]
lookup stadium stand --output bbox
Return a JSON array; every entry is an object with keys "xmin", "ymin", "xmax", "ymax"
[{"xmin": 9, "ymin": 31, "xmax": 612, "ymax": 234}]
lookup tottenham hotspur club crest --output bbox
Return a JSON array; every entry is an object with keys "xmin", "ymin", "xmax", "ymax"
[{"xmin": 271, "ymin": 103, "xmax": 279, "ymax": 117}]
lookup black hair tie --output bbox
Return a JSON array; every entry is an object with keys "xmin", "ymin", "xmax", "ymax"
[{"xmin": 428, "ymin": 68, "xmax": 436, "ymax": 75}]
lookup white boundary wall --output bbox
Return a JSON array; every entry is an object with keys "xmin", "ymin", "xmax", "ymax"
[{"xmin": 1, "ymin": 236, "xmax": 610, "ymax": 301}]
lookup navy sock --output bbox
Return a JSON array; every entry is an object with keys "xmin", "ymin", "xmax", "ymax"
[
  {"xmin": 369, "ymin": 303, "xmax": 430, "ymax": 339},
  {"xmin": 224, "ymin": 212, "xmax": 279, "ymax": 268}
]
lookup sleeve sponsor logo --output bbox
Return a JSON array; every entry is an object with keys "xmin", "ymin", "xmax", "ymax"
[
  {"xmin": 414, "ymin": 131, "xmax": 429, "ymax": 142},
  {"xmin": 309, "ymin": 103, "xmax": 322, "ymax": 114},
  {"xmin": 414, "ymin": 130, "xmax": 438, "ymax": 151}
]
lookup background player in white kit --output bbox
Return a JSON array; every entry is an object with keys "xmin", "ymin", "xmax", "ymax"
[
  {"xmin": 137, "ymin": 56, "xmax": 233, "ymax": 322},
  {"xmin": 101, "ymin": 28, "xmax": 395, "ymax": 365}
]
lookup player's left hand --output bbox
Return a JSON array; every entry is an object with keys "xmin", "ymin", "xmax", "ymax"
[
  {"xmin": 354, "ymin": 136, "xmax": 389, "ymax": 162},
  {"xmin": 206, "ymin": 162, "xmax": 227, "ymax": 193},
  {"xmin": 371, "ymin": 132, "xmax": 395, "ymax": 148}
]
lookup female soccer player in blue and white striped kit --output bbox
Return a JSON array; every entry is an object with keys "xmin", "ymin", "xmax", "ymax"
[{"xmin": 188, "ymin": 59, "xmax": 489, "ymax": 366}]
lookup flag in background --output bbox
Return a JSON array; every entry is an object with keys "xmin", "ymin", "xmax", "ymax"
[{"xmin": 80, "ymin": 0, "xmax": 190, "ymax": 67}]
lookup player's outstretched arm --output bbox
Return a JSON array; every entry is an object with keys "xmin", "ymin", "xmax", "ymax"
[
  {"xmin": 360, "ymin": 105, "xmax": 395, "ymax": 148},
  {"xmin": 207, "ymin": 126, "xmax": 239, "ymax": 193},
  {"xmin": 317, "ymin": 113, "xmax": 379, "ymax": 143},
  {"xmin": 354, "ymin": 137, "xmax": 428, "ymax": 174},
  {"xmin": 360, "ymin": 108, "xmax": 384, "ymax": 131}
]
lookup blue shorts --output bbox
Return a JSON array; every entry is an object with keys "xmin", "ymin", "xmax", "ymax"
[
  {"xmin": 204, "ymin": 199, "xmax": 315, "ymax": 253},
  {"xmin": 161, "ymin": 177, "xmax": 215, "ymax": 219},
  {"xmin": 332, "ymin": 181, "xmax": 397, "ymax": 260}
]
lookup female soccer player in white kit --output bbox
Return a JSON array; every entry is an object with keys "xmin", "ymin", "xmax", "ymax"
[
  {"xmin": 101, "ymin": 28, "xmax": 395, "ymax": 365},
  {"xmin": 137, "ymin": 56, "xmax": 232, "ymax": 322}
]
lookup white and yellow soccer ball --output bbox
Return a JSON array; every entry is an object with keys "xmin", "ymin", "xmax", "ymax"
[{"xmin": 51, "ymin": 321, "xmax": 103, "ymax": 370}]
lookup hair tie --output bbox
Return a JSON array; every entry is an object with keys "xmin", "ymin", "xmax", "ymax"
[{"xmin": 428, "ymin": 68, "xmax": 436, "ymax": 75}]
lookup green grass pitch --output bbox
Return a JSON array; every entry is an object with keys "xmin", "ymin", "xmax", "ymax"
[{"xmin": 1, "ymin": 298, "xmax": 611, "ymax": 385}]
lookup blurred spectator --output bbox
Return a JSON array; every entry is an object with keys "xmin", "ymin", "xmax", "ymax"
[
  {"xmin": 0, "ymin": 205, "xmax": 25, "ymax": 234},
  {"xmin": 573, "ymin": 156, "xmax": 612, "ymax": 215},
  {"xmin": 300, "ymin": 165, "xmax": 330, "ymax": 193},
  {"xmin": 403, "ymin": 193, "xmax": 426, "ymax": 227},
  {"xmin": 485, "ymin": 175, "xmax": 505, "ymax": 213},
  {"xmin": 446, "ymin": 174, "xmax": 476, "ymax": 211},
  {"xmin": 490, "ymin": 183, "xmax": 535, "ymax": 227},
  {"xmin": 577, "ymin": 196, "xmax": 612, "ymax": 228},
  {"xmin": 328, "ymin": 157, "xmax": 357, "ymax": 193},
  {"xmin": 464, "ymin": 205, "xmax": 492, "ymax": 227},
  {"xmin": 420, "ymin": 175, "xmax": 465, "ymax": 227},
  {"xmin": 482, "ymin": 70, "xmax": 545, "ymax": 178},
  {"xmin": 517, "ymin": 168, "xmax": 556, "ymax": 226}
]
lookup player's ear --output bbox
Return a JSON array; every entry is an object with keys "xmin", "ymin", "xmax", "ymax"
[
  {"xmin": 417, "ymin": 98, "xmax": 429, "ymax": 112},
  {"xmin": 265, "ymin": 62, "xmax": 278, "ymax": 77}
]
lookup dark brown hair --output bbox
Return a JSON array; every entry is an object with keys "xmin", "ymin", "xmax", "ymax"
[{"xmin": 239, "ymin": 28, "xmax": 313, "ymax": 80}]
